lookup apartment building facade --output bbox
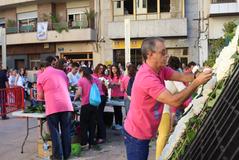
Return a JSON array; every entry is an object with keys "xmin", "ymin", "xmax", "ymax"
[
  {"xmin": 100, "ymin": 0, "xmax": 200, "ymax": 67},
  {"xmin": 0, "ymin": 0, "xmax": 97, "ymax": 69},
  {"xmin": 197, "ymin": 0, "xmax": 239, "ymax": 65},
  {"xmin": 0, "ymin": 0, "xmax": 202, "ymax": 69}
]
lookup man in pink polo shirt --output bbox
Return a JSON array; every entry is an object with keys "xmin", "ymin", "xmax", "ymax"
[
  {"xmin": 123, "ymin": 37, "xmax": 212, "ymax": 160},
  {"xmin": 37, "ymin": 56, "xmax": 73, "ymax": 160}
]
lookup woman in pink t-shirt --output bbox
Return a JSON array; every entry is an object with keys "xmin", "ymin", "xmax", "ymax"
[
  {"xmin": 74, "ymin": 67, "xmax": 100, "ymax": 148},
  {"xmin": 92, "ymin": 63, "xmax": 108, "ymax": 144},
  {"xmin": 109, "ymin": 64, "xmax": 124, "ymax": 130}
]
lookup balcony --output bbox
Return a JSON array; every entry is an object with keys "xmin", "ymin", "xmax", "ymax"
[
  {"xmin": 210, "ymin": 2, "xmax": 239, "ymax": 16},
  {"xmin": 108, "ymin": 18, "xmax": 187, "ymax": 39},
  {"xmin": 0, "ymin": 0, "xmax": 35, "ymax": 7},
  {"xmin": 5, "ymin": 21, "xmax": 96, "ymax": 45}
]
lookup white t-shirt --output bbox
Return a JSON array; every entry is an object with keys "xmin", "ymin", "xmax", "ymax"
[
  {"xmin": 8, "ymin": 75, "xmax": 16, "ymax": 87},
  {"xmin": 16, "ymin": 75, "xmax": 26, "ymax": 88},
  {"xmin": 67, "ymin": 72, "xmax": 80, "ymax": 86}
]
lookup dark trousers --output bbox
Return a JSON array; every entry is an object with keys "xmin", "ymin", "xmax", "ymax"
[
  {"xmin": 123, "ymin": 129, "xmax": 150, "ymax": 160},
  {"xmin": 97, "ymin": 95, "xmax": 107, "ymax": 139},
  {"xmin": 113, "ymin": 105, "xmax": 123, "ymax": 125},
  {"xmin": 0, "ymin": 91, "xmax": 7, "ymax": 118},
  {"xmin": 47, "ymin": 111, "xmax": 72, "ymax": 160},
  {"xmin": 80, "ymin": 104, "xmax": 97, "ymax": 146},
  {"xmin": 112, "ymin": 97, "xmax": 123, "ymax": 126}
]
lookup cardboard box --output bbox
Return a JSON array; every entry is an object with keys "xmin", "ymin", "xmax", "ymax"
[{"xmin": 37, "ymin": 139, "xmax": 52, "ymax": 159}]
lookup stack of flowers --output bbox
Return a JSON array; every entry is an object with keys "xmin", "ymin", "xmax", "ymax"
[{"xmin": 159, "ymin": 25, "xmax": 239, "ymax": 160}]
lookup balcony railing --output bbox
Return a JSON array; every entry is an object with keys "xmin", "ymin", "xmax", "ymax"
[
  {"xmin": 212, "ymin": 0, "xmax": 236, "ymax": 3},
  {"xmin": 5, "ymin": 20, "xmax": 89, "ymax": 34},
  {"xmin": 19, "ymin": 25, "xmax": 35, "ymax": 32}
]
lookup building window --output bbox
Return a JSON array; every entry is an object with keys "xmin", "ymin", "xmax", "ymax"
[
  {"xmin": 117, "ymin": 1, "xmax": 121, "ymax": 8},
  {"xmin": 19, "ymin": 18, "xmax": 37, "ymax": 32},
  {"xmin": 0, "ymin": 18, "xmax": 5, "ymax": 28},
  {"xmin": 124, "ymin": 0, "xmax": 134, "ymax": 15},
  {"xmin": 62, "ymin": 53, "xmax": 93, "ymax": 67},
  {"xmin": 113, "ymin": 49, "xmax": 142, "ymax": 67},
  {"xmin": 160, "ymin": 0, "xmax": 170, "ymax": 12},
  {"xmin": 29, "ymin": 55, "xmax": 40, "ymax": 70},
  {"xmin": 68, "ymin": 12, "xmax": 87, "ymax": 28},
  {"xmin": 147, "ymin": 0, "xmax": 157, "ymax": 13},
  {"xmin": 143, "ymin": 0, "xmax": 147, "ymax": 8}
]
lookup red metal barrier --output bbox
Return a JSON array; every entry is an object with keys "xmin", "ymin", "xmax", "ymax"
[{"xmin": 0, "ymin": 87, "xmax": 24, "ymax": 116}]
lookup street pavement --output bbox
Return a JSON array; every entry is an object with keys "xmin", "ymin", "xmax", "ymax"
[{"xmin": 0, "ymin": 114, "xmax": 156, "ymax": 160}]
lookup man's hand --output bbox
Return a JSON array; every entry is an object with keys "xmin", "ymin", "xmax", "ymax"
[{"xmin": 193, "ymin": 69, "xmax": 213, "ymax": 86}]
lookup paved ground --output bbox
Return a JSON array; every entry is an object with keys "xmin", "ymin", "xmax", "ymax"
[{"xmin": 0, "ymin": 114, "xmax": 156, "ymax": 160}]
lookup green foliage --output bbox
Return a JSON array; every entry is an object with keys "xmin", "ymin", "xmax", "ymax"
[
  {"xmin": 6, "ymin": 19, "xmax": 16, "ymax": 27},
  {"xmin": 232, "ymin": 51, "xmax": 239, "ymax": 64},
  {"xmin": 223, "ymin": 21, "xmax": 237, "ymax": 40},
  {"xmin": 24, "ymin": 104, "xmax": 45, "ymax": 113},
  {"xmin": 204, "ymin": 21, "xmax": 237, "ymax": 67},
  {"xmin": 85, "ymin": 8, "xmax": 96, "ymax": 28},
  {"xmin": 170, "ymin": 79, "xmax": 227, "ymax": 160},
  {"xmin": 51, "ymin": 14, "xmax": 68, "ymax": 33},
  {"xmin": 71, "ymin": 143, "xmax": 81, "ymax": 157},
  {"xmin": 42, "ymin": 132, "xmax": 51, "ymax": 141},
  {"xmin": 69, "ymin": 86, "xmax": 77, "ymax": 93}
]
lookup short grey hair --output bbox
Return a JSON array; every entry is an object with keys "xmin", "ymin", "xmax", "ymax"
[{"xmin": 141, "ymin": 37, "xmax": 165, "ymax": 62}]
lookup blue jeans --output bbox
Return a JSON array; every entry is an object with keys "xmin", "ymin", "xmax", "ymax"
[
  {"xmin": 123, "ymin": 129, "xmax": 151, "ymax": 160},
  {"xmin": 47, "ymin": 111, "xmax": 72, "ymax": 160}
]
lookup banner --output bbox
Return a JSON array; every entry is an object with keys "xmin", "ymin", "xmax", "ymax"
[{"xmin": 37, "ymin": 22, "xmax": 48, "ymax": 40}]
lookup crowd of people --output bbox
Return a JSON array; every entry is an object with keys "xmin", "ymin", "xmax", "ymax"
[
  {"xmin": 34, "ymin": 56, "xmax": 138, "ymax": 159},
  {"xmin": 0, "ymin": 37, "xmax": 213, "ymax": 160}
]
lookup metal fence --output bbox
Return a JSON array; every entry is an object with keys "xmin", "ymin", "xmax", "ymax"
[{"xmin": 0, "ymin": 87, "xmax": 24, "ymax": 116}]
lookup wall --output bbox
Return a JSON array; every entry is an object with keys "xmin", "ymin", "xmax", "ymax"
[
  {"xmin": 209, "ymin": 16, "xmax": 239, "ymax": 39},
  {"xmin": 185, "ymin": 0, "xmax": 199, "ymax": 64},
  {"xmin": 7, "ymin": 54, "xmax": 27, "ymax": 69},
  {"xmin": 38, "ymin": 3, "xmax": 53, "ymax": 22},
  {"xmin": 55, "ymin": 3, "xmax": 67, "ymax": 22},
  {"xmin": 0, "ymin": 8, "xmax": 17, "ymax": 21},
  {"xmin": 56, "ymin": 42, "xmax": 95, "ymax": 55},
  {"xmin": 5, "ymin": 43, "xmax": 55, "ymax": 55},
  {"xmin": 98, "ymin": 0, "xmax": 113, "ymax": 65},
  {"xmin": 16, "ymin": 4, "xmax": 37, "ymax": 13}
]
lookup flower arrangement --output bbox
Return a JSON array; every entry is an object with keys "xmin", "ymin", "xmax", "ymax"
[{"xmin": 159, "ymin": 25, "xmax": 239, "ymax": 160}]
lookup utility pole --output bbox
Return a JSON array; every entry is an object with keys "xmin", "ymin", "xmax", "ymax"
[
  {"xmin": 124, "ymin": 19, "xmax": 131, "ymax": 67},
  {"xmin": 0, "ymin": 27, "xmax": 7, "ymax": 69}
]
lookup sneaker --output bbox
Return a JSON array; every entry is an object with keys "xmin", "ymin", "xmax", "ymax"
[
  {"xmin": 96, "ymin": 139, "xmax": 105, "ymax": 144},
  {"xmin": 115, "ymin": 124, "xmax": 122, "ymax": 130},
  {"xmin": 81, "ymin": 144, "xmax": 89, "ymax": 151}
]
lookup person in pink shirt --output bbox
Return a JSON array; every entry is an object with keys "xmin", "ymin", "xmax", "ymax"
[
  {"xmin": 123, "ymin": 37, "xmax": 212, "ymax": 160},
  {"xmin": 74, "ymin": 67, "xmax": 101, "ymax": 149},
  {"xmin": 93, "ymin": 63, "xmax": 108, "ymax": 144},
  {"xmin": 37, "ymin": 56, "xmax": 73, "ymax": 160},
  {"xmin": 109, "ymin": 64, "xmax": 124, "ymax": 130}
]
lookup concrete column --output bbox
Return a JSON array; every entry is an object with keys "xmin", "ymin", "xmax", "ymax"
[
  {"xmin": 124, "ymin": 19, "xmax": 131, "ymax": 67},
  {"xmin": 0, "ymin": 28, "xmax": 7, "ymax": 69}
]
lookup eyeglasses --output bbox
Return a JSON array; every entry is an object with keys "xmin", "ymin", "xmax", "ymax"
[{"xmin": 157, "ymin": 49, "xmax": 167, "ymax": 56}]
